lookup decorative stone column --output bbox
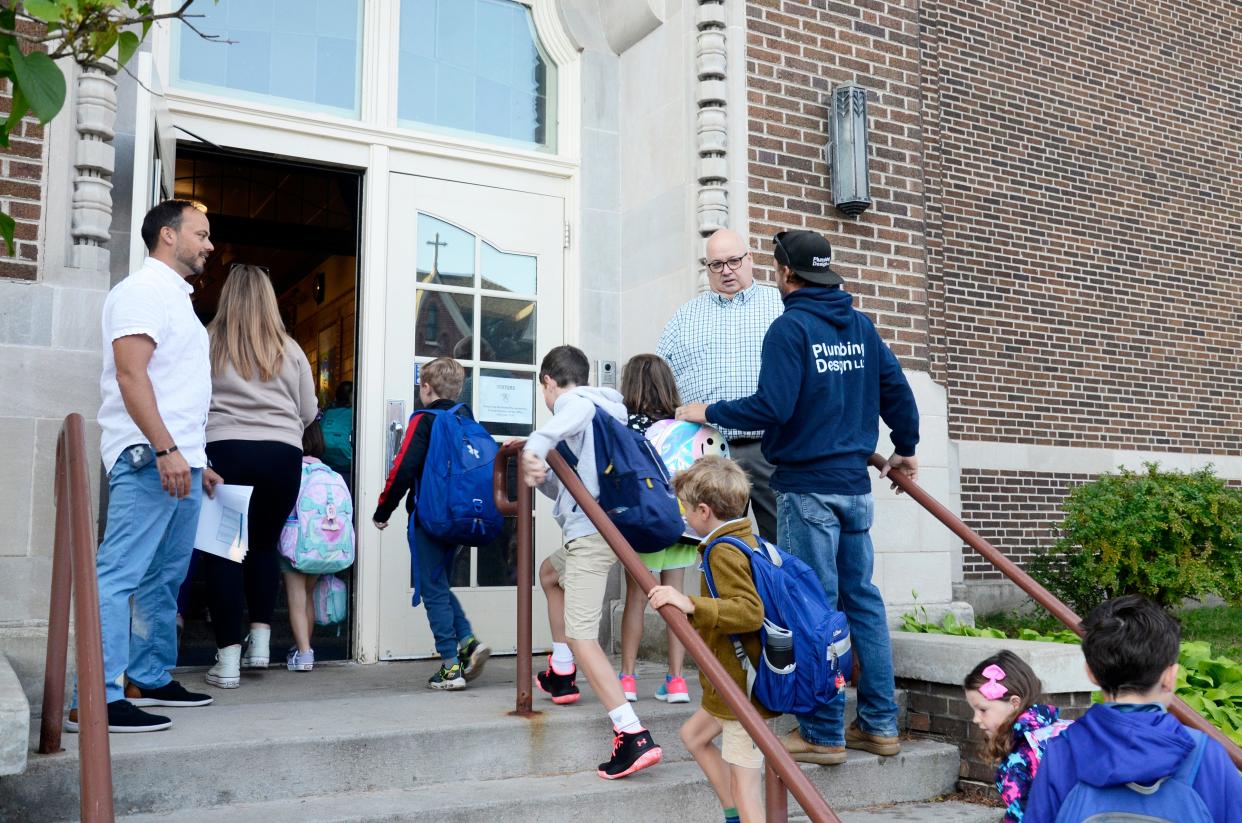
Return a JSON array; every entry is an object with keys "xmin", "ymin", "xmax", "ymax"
[
  {"xmin": 695, "ymin": 0, "xmax": 727, "ymax": 291},
  {"xmin": 70, "ymin": 64, "xmax": 118, "ymax": 272}
]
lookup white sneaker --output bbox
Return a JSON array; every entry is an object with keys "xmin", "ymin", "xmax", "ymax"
[
  {"xmin": 206, "ymin": 644, "xmax": 242, "ymax": 688},
  {"xmin": 241, "ymin": 627, "xmax": 271, "ymax": 668},
  {"xmin": 286, "ymin": 647, "xmax": 315, "ymax": 672}
]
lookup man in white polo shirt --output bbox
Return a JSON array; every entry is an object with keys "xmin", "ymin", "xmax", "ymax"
[
  {"xmin": 656, "ymin": 228, "xmax": 784, "ymax": 539},
  {"xmin": 68, "ymin": 200, "xmax": 222, "ymax": 733}
]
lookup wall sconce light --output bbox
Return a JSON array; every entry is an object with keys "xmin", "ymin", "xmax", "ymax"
[
  {"xmin": 826, "ymin": 81, "xmax": 871, "ymax": 217},
  {"xmin": 313, "ymin": 272, "xmax": 326, "ymax": 305}
]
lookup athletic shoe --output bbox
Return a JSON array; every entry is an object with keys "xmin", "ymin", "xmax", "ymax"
[
  {"xmin": 536, "ymin": 656, "xmax": 580, "ymax": 705},
  {"xmin": 125, "ymin": 680, "xmax": 213, "ymax": 707},
  {"xmin": 286, "ymin": 647, "xmax": 315, "ymax": 672},
  {"xmin": 654, "ymin": 674, "xmax": 690, "ymax": 704},
  {"xmin": 619, "ymin": 672, "xmax": 638, "ymax": 702},
  {"xmin": 597, "ymin": 728, "xmax": 663, "ymax": 779},
  {"xmin": 240, "ymin": 627, "xmax": 271, "ymax": 668},
  {"xmin": 206, "ymin": 644, "xmax": 242, "ymax": 689},
  {"xmin": 428, "ymin": 662, "xmax": 467, "ymax": 690},
  {"xmin": 66, "ymin": 700, "xmax": 172, "ymax": 734},
  {"xmin": 845, "ymin": 721, "xmax": 901, "ymax": 756},
  {"xmin": 457, "ymin": 638, "xmax": 491, "ymax": 682}
]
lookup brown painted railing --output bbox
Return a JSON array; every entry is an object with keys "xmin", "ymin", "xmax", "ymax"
[
  {"xmin": 40, "ymin": 413, "xmax": 115, "ymax": 822},
  {"xmin": 868, "ymin": 452, "xmax": 1242, "ymax": 770},
  {"xmin": 495, "ymin": 440, "xmax": 840, "ymax": 823}
]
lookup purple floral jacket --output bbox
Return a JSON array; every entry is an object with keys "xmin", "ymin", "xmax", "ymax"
[{"xmin": 996, "ymin": 704, "xmax": 1073, "ymax": 823}]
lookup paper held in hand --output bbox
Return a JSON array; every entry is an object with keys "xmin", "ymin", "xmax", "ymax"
[{"xmin": 194, "ymin": 484, "xmax": 254, "ymax": 563}]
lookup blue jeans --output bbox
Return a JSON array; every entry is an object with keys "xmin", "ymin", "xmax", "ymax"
[
  {"xmin": 93, "ymin": 456, "xmax": 202, "ymax": 704},
  {"xmin": 409, "ymin": 520, "xmax": 473, "ymax": 663},
  {"xmin": 777, "ymin": 491, "xmax": 898, "ymax": 746}
]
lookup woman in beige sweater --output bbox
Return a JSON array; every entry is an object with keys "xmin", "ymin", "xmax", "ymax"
[{"xmin": 202, "ymin": 265, "xmax": 318, "ymax": 689}]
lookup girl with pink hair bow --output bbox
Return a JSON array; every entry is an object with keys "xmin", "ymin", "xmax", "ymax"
[{"xmin": 964, "ymin": 650, "xmax": 1073, "ymax": 822}]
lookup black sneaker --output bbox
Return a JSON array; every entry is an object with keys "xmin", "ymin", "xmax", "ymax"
[
  {"xmin": 536, "ymin": 656, "xmax": 580, "ymax": 705},
  {"xmin": 597, "ymin": 728, "xmax": 663, "ymax": 779},
  {"xmin": 65, "ymin": 700, "xmax": 172, "ymax": 734},
  {"xmin": 428, "ymin": 662, "xmax": 467, "ymax": 691},
  {"xmin": 125, "ymin": 679, "xmax": 214, "ymax": 707},
  {"xmin": 457, "ymin": 638, "xmax": 492, "ymax": 683}
]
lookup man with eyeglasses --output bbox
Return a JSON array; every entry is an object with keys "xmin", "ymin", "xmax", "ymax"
[
  {"xmin": 677, "ymin": 230, "xmax": 919, "ymax": 768},
  {"xmin": 656, "ymin": 228, "xmax": 784, "ymax": 540}
]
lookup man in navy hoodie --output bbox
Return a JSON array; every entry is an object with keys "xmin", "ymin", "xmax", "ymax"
[
  {"xmin": 1025, "ymin": 595, "xmax": 1242, "ymax": 821},
  {"xmin": 677, "ymin": 229, "xmax": 920, "ymax": 765}
]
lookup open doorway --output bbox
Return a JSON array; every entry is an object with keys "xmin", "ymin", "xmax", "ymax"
[{"xmin": 173, "ymin": 144, "xmax": 361, "ymax": 666}]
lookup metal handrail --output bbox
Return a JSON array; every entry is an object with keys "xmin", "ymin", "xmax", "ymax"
[
  {"xmin": 497, "ymin": 440, "xmax": 840, "ymax": 823},
  {"xmin": 39, "ymin": 413, "xmax": 115, "ymax": 821},
  {"xmin": 494, "ymin": 440, "xmax": 535, "ymax": 716},
  {"xmin": 867, "ymin": 452, "xmax": 1242, "ymax": 770}
]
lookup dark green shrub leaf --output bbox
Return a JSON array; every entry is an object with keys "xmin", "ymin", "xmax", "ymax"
[{"xmin": 7, "ymin": 46, "xmax": 67, "ymax": 123}]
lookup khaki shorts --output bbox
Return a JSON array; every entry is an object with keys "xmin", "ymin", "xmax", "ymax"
[
  {"xmin": 720, "ymin": 719, "xmax": 764, "ymax": 770},
  {"xmin": 547, "ymin": 533, "xmax": 617, "ymax": 641}
]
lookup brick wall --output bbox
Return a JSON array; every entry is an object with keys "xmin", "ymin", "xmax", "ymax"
[
  {"xmin": 921, "ymin": 0, "xmax": 1242, "ymax": 453},
  {"xmin": 745, "ymin": 0, "xmax": 929, "ymax": 369},
  {"xmin": 0, "ymin": 27, "xmax": 48, "ymax": 281}
]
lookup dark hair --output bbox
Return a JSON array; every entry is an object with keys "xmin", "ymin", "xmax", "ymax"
[
  {"xmin": 539, "ymin": 345, "xmax": 589, "ymax": 388},
  {"xmin": 302, "ymin": 419, "xmax": 326, "ymax": 458},
  {"xmin": 1081, "ymin": 594, "xmax": 1181, "ymax": 697},
  {"xmin": 963, "ymin": 650, "xmax": 1042, "ymax": 765},
  {"xmin": 141, "ymin": 199, "xmax": 200, "ymax": 252},
  {"xmin": 334, "ymin": 381, "xmax": 354, "ymax": 407},
  {"xmin": 621, "ymin": 354, "xmax": 681, "ymax": 420}
]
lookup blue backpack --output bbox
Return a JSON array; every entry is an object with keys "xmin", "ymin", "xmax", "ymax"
[
  {"xmin": 1054, "ymin": 729, "xmax": 1212, "ymax": 823},
  {"xmin": 414, "ymin": 405, "xmax": 504, "ymax": 546},
  {"xmin": 702, "ymin": 535, "xmax": 853, "ymax": 715},
  {"xmin": 556, "ymin": 406, "xmax": 685, "ymax": 552}
]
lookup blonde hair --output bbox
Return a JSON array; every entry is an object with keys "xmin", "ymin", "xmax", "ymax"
[
  {"xmin": 672, "ymin": 456, "xmax": 751, "ymax": 521},
  {"xmin": 421, "ymin": 357, "xmax": 465, "ymax": 400},
  {"xmin": 208, "ymin": 265, "xmax": 289, "ymax": 382}
]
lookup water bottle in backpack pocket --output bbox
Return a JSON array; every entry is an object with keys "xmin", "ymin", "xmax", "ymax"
[
  {"xmin": 313, "ymin": 574, "xmax": 348, "ymax": 629},
  {"xmin": 414, "ymin": 405, "xmax": 504, "ymax": 546},
  {"xmin": 1053, "ymin": 729, "xmax": 1213, "ymax": 823},
  {"xmin": 702, "ymin": 535, "xmax": 852, "ymax": 715},
  {"xmin": 281, "ymin": 460, "xmax": 355, "ymax": 575}
]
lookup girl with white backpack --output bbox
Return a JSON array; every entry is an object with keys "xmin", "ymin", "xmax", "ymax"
[{"xmin": 279, "ymin": 419, "xmax": 355, "ymax": 671}]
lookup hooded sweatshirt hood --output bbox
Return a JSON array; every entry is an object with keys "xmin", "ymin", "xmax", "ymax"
[{"xmin": 1057, "ymin": 704, "xmax": 1195, "ymax": 787}]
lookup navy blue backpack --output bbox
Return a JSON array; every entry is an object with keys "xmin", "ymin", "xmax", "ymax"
[
  {"xmin": 1053, "ymin": 728, "xmax": 1212, "ymax": 823},
  {"xmin": 556, "ymin": 406, "xmax": 685, "ymax": 552},
  {"xmin": 415, "ymin": 405, "xmax": 504, "ymax": 546},
  {"xmin": 702, "ymin": 535, "xmax": 852, "ymax": 715}
]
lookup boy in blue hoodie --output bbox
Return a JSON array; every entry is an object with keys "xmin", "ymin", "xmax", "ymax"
[
  {"xmin": 678, "ymin": 229, "xmax": 920, "ymax": 765},
  {"xmin": 1025, "ymin": 595, "xmax": 1242, "ymax": 821}
]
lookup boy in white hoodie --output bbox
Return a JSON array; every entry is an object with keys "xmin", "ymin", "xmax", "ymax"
[{"xmin": 521, "ymin": 345, "xmax": 664, "ymax": 780}]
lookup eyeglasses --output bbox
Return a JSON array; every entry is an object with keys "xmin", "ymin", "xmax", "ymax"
[{"xmin": 706, "ymin": 253, "xmax": 749, "ymax": 274}]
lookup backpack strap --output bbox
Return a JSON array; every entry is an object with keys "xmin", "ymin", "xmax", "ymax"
[
  {"xmin": 702, "ymin": 535, "xmax": 759, "ymax": 700},
  {"xmin": 1171, "ymin": 728, "xmax": 1208, "ymax": 786}
]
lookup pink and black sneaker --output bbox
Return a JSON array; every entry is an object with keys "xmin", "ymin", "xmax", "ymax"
[
  {"xmin": 536, "ymin": 656, "xmax": 580, "ymax": 705},
  {"xmin": 597, "ymin": 727, "xmax": 663, "ymax": 779}
]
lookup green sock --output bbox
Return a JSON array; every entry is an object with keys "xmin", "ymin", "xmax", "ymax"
[{"xmin": 723, "ymin": 807, "xmax": 739, "ymax": 823}]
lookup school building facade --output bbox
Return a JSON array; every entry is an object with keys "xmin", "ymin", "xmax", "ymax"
[{"xmin": 1, "ymin": 0, "xmax": 1238, "ymax": 688}]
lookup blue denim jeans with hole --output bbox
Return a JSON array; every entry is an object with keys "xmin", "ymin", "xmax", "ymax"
[
  {"xmin": 776, "ymin": 491, "xmax": 899, "ymax": 746},
  {"xmin": 83, "ymin": 455, "xmax": 202, "ymax": 705}
]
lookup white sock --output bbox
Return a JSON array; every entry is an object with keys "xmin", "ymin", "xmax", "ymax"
[
  {"xmin": 608, "ymin": 702, "xmax": 643, "ymax": 734},
  {"xmin": 551, "ymin": 642, "xmax": 574, "ymax": 674}
]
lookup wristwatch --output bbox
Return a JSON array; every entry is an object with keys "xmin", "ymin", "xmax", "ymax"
[{"xmin": 154, "ymin": 445, "xmax": 179, "ymax": 458}]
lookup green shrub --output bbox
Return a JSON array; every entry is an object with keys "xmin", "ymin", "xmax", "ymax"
[{"xmin": 1029, "ymin": 463, "xmax": 1242, "ymax": 615}]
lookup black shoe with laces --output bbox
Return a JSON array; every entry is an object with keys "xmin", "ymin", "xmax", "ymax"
[
  {"xmin": 428, "ymin": 662, "xmax": 467, "ymax": 691},
  {"xmin": 65, "ymin": 700, "xmax": 172, "ymax": 734},
  {"xmin": 535, "ymin": 656, "xmax": 580, "ymax": 705},
  {"xmin": 597, "ymin": 728, "xmax": 663, "ymax": 779},
  {"xmin": 125, "ymin": 679, "xmax": 214, "ymax": 707},
  {"xmin": 457, "ymin": 637, "xmax": 491, "ymax": 682}
]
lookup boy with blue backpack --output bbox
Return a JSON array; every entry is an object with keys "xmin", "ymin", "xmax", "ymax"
[
  {"xmin": 520, "ymin": 345, "xmax": 666, "ymax": 779},
  {"xmin": 1025, "ymin": 595, "xmax": 1242, "ymax": 822},
  {"xmin": 373, "ymin": 357, "xmax": 496, "ymax": 690}
]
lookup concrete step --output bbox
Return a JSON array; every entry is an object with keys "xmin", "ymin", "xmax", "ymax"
[
  {"xmin": 0, "ymin": 651, "xmax": 30, "ymax": 776},
  {"xmin": 113, "ymin": 743, "xmax": 961, "ymax": 823},
  {"xmin": 5, "ymin": 658, "xmax": 917, "ymax": 821}
]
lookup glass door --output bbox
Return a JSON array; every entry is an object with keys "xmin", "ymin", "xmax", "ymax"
[{"xmin": 378, "ymin": 173, "xmax": 563, "ymax": 659}]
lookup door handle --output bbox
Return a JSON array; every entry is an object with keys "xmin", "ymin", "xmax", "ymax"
[{"xmin": 384, "ymin": 400, "xmax": 406, "ymax": 480}]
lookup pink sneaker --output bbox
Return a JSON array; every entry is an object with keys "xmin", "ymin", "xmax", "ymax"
[
  {"xmin": 655, "ymin": 675, "xmax": 690, "ymax": 704},
  {"xmin": 619, "ymin": 673, "xmax": 638, "ymax": 702}
]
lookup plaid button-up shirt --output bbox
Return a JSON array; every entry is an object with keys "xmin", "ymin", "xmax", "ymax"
[{"xmin": 656, "ymin": 283, "xmax": 784, "ymax": 440}]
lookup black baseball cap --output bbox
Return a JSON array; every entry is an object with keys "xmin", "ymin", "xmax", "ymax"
[{"xmin": 773, "ymin": 230, "xmax": 844, "ymax": 286}]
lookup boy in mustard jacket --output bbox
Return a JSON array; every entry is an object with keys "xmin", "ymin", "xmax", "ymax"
[{"xmin": 649, "ymin": 456, "xmax": 777, "ymax": 823}]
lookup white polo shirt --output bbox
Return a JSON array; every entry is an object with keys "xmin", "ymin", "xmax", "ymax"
[{"xmin": 99, "ymin": 257, "xmax": 211, "ymax": 472}]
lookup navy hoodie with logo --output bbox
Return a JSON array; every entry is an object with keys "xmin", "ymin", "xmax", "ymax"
[
  {"xmin": 1024, "ymin": 703, "xmax": 1242, "ymax": 822},
  {"xmin": 706, "ymin": 286, "xmax": 919, "ymax": 495}
]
